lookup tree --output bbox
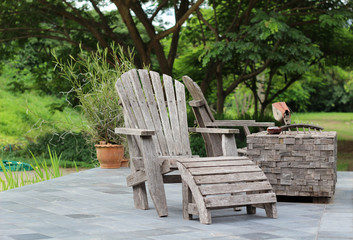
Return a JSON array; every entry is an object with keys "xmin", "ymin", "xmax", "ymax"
[
  {"xmin": 178, "ymin": 0, "xmax": 353, "ymax": 116},
  {"xmin": 0, "ymin": 0, "xmax": 205, "ymax": 75}
]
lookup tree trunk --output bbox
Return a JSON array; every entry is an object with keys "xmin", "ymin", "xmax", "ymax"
[{"xmin": 216, "ymin": 62, "xmax": 224, "ymax": 115}]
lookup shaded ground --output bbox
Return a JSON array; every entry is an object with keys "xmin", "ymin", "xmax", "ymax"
[{"xmin": 338, "ymin": 140, "xmax": 353, "ymax": 171}]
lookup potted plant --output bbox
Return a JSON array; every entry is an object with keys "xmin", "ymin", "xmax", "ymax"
[{"xmin": 53, "ymin": 44, "xmax": 134, "ymax": 168}]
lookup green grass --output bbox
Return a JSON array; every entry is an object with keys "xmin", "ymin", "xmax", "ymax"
[
  {"xmin": 0, "ymin": 75, "xmax": 86, "ymax": 145},
  {"xmin": 291, "ymin": 112, "xmax": 353, "ymax": 141},
  {"xmin": 0, "ymin": 146, "xmax": 72, "ymax": 191},
  {"xmin": 291, "ymin": 112, "xmax": 353, "ymax": 171}
]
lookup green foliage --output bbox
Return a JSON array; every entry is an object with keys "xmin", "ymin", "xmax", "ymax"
[
  {"xmin": 0, "ymin": 146, "xmax": 65, "ymax": 191},
  {"xmin": 26, "ymin": 132, "xmax": 95, "ymax": 165},
  {"xmin": 275, "ymin": 66, "xmax": 353, "ymax": 113},
  {"xmin": 189, "ymin": 134, "xmax": 206, "ymax": 157},
  {"xmin": 0, "ymin": 73, "xmax": 84, "ymax": 145},
  {"xmin": 53, "ymin": 44, "xmax": 135, "ymax": 145}
]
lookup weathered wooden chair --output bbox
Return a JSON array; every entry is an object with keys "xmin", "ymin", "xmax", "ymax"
[
  {"xmin": 115, "ymin": 69, "xmax": 277, "ymax": 224},
  {"xmin": 183, "ymin": 76, "xmax": 275, "ymax": 157}
]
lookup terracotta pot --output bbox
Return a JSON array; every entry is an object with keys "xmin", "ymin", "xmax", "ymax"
[{"xmin": 95, "ymin": 143, "xmax": 124, "ymax": 168}]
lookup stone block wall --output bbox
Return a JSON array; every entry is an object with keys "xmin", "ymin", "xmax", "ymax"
[{"xmin": 247, "ymin": 131, "xmax": 337, "ymax": 198}]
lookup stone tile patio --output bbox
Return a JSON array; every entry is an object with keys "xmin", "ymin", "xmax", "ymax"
[{"xmin": 0, "ymin": 168, "xmax": 352, "ymax": 240}]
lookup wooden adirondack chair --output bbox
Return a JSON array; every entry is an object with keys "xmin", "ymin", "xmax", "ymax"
[
  {"xmin": 115, "ymin": 69, "xmax": 277, "ymax": 224},
  {"xmin": 183, "ymin": 76, "xmax": 275, "ymax": 157}
]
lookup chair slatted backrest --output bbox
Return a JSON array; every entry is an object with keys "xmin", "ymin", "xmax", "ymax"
[
  {"xmin": 183, "ymin": 76, "xmax": 223, "ymax": 156},
  {"xmin": 183, "ymin": 76, "xmax": 215, "ymax": 125},
  {"xmin": 116, "ymin": 69, "xmax": 191, "ymax": 157}
]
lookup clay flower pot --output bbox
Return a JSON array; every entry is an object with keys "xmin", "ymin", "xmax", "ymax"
[{"xmin": 95, "ymin": 142, "xmax": 124, "ymax": 168}]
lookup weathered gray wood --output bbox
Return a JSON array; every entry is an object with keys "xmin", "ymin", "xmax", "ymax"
[
  {"xmin": 177, "ymin": 156, "xmax": 248, "ymax": 163},
  {"xmin": 138, "ymin": 69, "xmax": 169, "ymax": 156},
  {"xmin": 199, "ymin": 182, "xmax": 273, "ymax": 195},
  {"xmin": 194, "ymin": 172, "xmax": 268, "ymax": 184},
  {"xmin": 121, "ymin": 72, "xmax": 147, "ymax": 129},
  {"xmin": 182, "ymin": 160, "xmax": 253, "ymax": 168},
  {"xmin": 133, "ymin": 184, "xmax": 149, "ymax": 210},
  {"xmin": 264, "ymin": 202, "xmax": 278, "ymax": 218},
  {"xmin": 189, "ymin": 128, "xmax": 239, "ymax": 134},
  {"xmin": 126, "ymin": 159, "xmax": 173, "ymax": 187},
  {"xmin": 116, "ymin": 76, "xmax": 139, "ymax": 129},
  {"xmin": 140, "ymin": 136, "xmax": 168, "ymax": 217},
  {"xmin": 150, "ymin": 71, "xmax": 175, "ymax": 155},
  {"xmin": 187, "ymin": 203, "xmax": 199, "ymax": 216},
  {"xmin": 116, "ymin": 70, "xmax": 277, "ymax": 224},
  {"xmin": 189, "ymin": 99, "xmax": 205, "ymax": 107},
  {"xmin": 188, "ymin": 165, "xmax": 262, "ymax": 176},
  {"xmin": 205, "ymin": 193, "xmax": 277, "ymax": 208},
  {"xmin": 182, "ymin": 181, "xmax": 193, "ymax": 220},
  {"xmin": 128, "ymin": 69, "xmax": 162, "ymax": 155},
  {"xmin": 183, "ymin": 76, "xmax": 222, "ymax": 157},
  {"xmin": 183, "ymin": 75, "xmax": 275, "ymax": 155},
  {"xmin": 205, "ymin": 120, "xmax": 274, "ymax": 127},
  {"xmin": 164, "ymin": 75, "xmax": 183, "ymax": 155},
  {"xmin": 175, "ymin": 80, "xmax": 192, "ymax": 156},
  {"xmin": 123, "ymin": 112, "xmax": 148, "ymax": 210},
  {"xmin": 177, "ymin": 162, "xmax": 212, "ymax": 224},
  {"xmin": 222, "ymin": 134, "xmax": 238, "ymax": 156},
  {"xmin": 115, "ymin": 128, "xmax": 155, "ymax": 136}
]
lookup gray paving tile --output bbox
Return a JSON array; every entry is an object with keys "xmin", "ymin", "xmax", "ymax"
[
  {"xmin": 9, "ymin": 233, "xmax": 52, "ymax": 240},
  {"xmin": 0, "ymin": 169, "xmax": 352, "ymax": 240}
]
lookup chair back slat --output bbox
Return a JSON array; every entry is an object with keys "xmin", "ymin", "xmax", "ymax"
[
  {"xmin": 163, "ymin": 74, "xmax": 183, "ymax": 155},
  {"xmin": 175, "ymin": 80, "xmax": 191, "ymax": 156},
  {"xmin": 138, "ymin": 69, "xmax": 169, "ymax": 156},
  {"xmin": 120, "ymin": 72, "xmax": 147, "ymax": 129},
  {"xmin": 127, "ymin": 70, "xmax": 162, "ymax": 155},
  {"xmin": 117, "ymin": 69, "xmax": 191, "ymax": 157},
  {"xmin": 182, "ymin": 76, "xmax": 215, "ymax": 123},
  {"xmin": 149, "ymin": 71, "xmax": 176, "ymax": 155}
]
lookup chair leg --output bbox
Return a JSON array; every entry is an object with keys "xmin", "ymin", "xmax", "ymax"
[
  {"xmin": 246, "ymin": 205, "xmax": 256, "ymax": 214},
  {"xmin": 264, "ymin": 203, "xmax": 278, "ymax": 218},
  {"xmin": 182, "ymin": 181, "xmax": 193, "ymax": 220},
  {"xmin": 141, "ymin": 136, "xmax": 168, "ymax": 217},
  {"xmin": 133, "ymin": 183, "xmax": 148, "ymax": 210}
]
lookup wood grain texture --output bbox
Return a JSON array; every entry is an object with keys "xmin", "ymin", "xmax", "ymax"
[
  {"xmin": 138, "ymin": 69, "xmax": 169, "ymax": 156},
  {"xmin": 205, "ymin": 193, "xmax": 277, "ymax": 208},
  {"xmin": 140, "ymin": 136, "xmax": 168, "ymax": 217},
  {"xmin": 199, "ymin": 182, "xmax": 273, "ymax": 195},
  {"xmin": 175, "ymin": 80, "xmax": 192, "ymax": 156},
  {"xmin": 222, "ymin": 134, "xmax": 238, "ymax": 156},
  {"xmin": 115, "ymin": 128, "xmax": 155, "ymax": 136},
  {"xmin": 164, "ymin": 75, "xmax": 183, "ymax": 155},
  {"xmin": 150, "ymin": 71, "xmax": 175, "ymax": 155},
  {"xmin": 189, "ymin": 128, "xmax": 239, "ymax": 134}
]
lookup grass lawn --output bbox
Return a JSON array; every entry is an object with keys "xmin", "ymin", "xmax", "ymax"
[{"xmin": 292, "ymin": 112, "xmax": 353, "ymax": 171}]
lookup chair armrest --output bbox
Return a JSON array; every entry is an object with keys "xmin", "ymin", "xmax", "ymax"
[
  {"xmin": 189, "ymin": 99, "xmax": 205, "ymax": 107},
  {"xmin": 115, "ymin": 128, "xmax": 155, "ymax": 136},
  {"xmin": 205, "ymin": 120, "xmax": 274, "ymax": 128},
  {"xmin": 188, "ymin": 127, "xmax": 239, "ymax": 134}
]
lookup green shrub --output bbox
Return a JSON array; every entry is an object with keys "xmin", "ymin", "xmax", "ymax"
[{"xmin": 26, "ymin": 131, "xmax": 95, "ymax": 164}]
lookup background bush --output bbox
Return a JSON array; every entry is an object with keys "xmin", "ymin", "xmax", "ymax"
[{"xmin": 26, "ymin": 131, "xmax": 95, "ymax": 164}]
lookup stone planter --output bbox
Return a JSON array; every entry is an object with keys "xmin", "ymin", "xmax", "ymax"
[{"xmin": 247, "ymin": 131, "xmax": 337, "ymax": 199}]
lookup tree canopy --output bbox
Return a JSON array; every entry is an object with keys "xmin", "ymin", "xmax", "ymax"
[{"xmin": 1, "ymin": 0, "xmax": 353, "ymax": 116}]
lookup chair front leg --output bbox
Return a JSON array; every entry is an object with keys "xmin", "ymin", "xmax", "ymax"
[{"xmin": 140, "ymin": 136, "xmax": 168, "ymax": 217}]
